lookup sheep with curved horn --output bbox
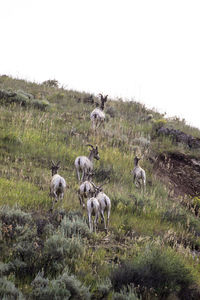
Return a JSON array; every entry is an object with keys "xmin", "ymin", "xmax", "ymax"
[
  {"xmin": 90, "ymin": 94, "xmax": 108, "ymax": 130},
  {"xmin": 74, "ymin": 144, "xmax": 100, "ymax": 182},
  {"xmin": 50, "ymin": 161, "xmax": 67, "ymax": 208}
]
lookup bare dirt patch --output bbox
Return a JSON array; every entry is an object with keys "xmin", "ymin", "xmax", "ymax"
[{"xmin": 154, "ymin": 152, "xmax": 200, "ymax": 198}]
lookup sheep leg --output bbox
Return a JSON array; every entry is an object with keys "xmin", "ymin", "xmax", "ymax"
[
  {"xmin": 94, "ymin": 212, "xmax": 99, "ymax": 233},
  {"xmin": 81, "ymin": 170, "xmax": 85, "ymax": 182},
  {"xmin": 78, "ymin": 192, "xmax": 83, "ymax": 206},
  {"xmin": 106, "ymin": 209, "xmax": 110, "ymax": 230},
  {"xmin": 76, "ymin": 168, "xmax": 80, "ymax": 181},
  {"xmin": 88, "ymin": 214, "xmax": 93, "ymax": 232},
  {"xmin": 142, "ymin": 180, "xmax": 146, "ymax": 193},
  {"xmin": 100, "ymin": 210, "xmax": 106, "ymax": 230}
]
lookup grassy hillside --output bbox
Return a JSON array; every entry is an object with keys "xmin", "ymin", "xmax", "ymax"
[{"xmin": 1, "ymin": 75, "xmax": 200, "ymax": 299}]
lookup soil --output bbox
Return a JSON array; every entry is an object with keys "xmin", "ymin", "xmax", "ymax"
[{"xmin": 154, "ymin": 151, "xmax": 200, "ymax": 198}]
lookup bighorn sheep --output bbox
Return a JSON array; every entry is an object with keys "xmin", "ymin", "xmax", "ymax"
[
  {"xmin": 132, "ymin": 156, "xmax": 146, "ymax": 192},
  {"xmin": 50, "ymin": 161, "xmax": 67, "ymax": 206},
  {"xmin": 78, "ymin": 171, "xmax": 95, "ymax": 208},
  {"xmin": 91, "ymin": 182, "xmax": 111, "ymax": 232},
  {"xmin": 90, "ymin": 94, "xmax": 108, "ymax": 130},
  {"xmin": 75, "ymin": 144, "xmax": 100, "ymax": 182},
  {"xmin": 87, "ymin": 197, "xmax": 100, "ymax": 233}
]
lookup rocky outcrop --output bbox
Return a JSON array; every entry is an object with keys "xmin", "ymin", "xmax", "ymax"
[{"xmin": 157, "ymin": 127, "xmax": 200, "ymax": 149}]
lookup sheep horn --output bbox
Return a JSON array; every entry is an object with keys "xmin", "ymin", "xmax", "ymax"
[
  {"xmin": 99, "ymin": 179, "xmax": 110, "ymax": 189},
  {"xmin": 51, "ymin": 160, "xmax": 55, "ymax": 166},
  {"xmin": 90, "ymin": 182, "xmax": 98, "ymax": 189},
  {"xmin": 86, "ymin": 144, "xmax": 94, "ymax": 149}
]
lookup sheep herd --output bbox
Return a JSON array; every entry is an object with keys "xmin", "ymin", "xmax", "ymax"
[{"xmin": 50, "ymin": 94, "xmax": 146, "ymax": 233}]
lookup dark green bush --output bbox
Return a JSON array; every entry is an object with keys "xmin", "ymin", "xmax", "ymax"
[
  {"xmin": 0, "ymin": 262, "xmax": 11, "ymax": 277},
  {"xmin": 0, "ymin": 89, "xmax": 50, "ymax": 110},
  {"xmin": 31, "ymin": 99, "xmax": 50, "ymax": 110},
  {"xmin": 111, "ymin": 244, "xmax": 195, "ymax": 298}
]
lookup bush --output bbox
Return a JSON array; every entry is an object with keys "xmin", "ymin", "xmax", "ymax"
[
  {"xmin": 43, "ymin": 233, "xmax": 84, "ymax": 276},
  {"xmin": 31, "ymin": 99, "xmax": 50, "ymax": 110},
  {"xmin": 11, "ymin": 232, "xmax": 41, "ymax": 278},
  {"xmin": 0, "ymin": 262, "xmax": 11, "ymax": 276},
  {"xmin": 0, "ymin": 89, "xmax": 50, "ymax": 110},
  {"xmin": 31, "ymin": 270, "xmax": 90, "ymax": 300},
  {"xmin": 0, "ymin": 277, "xmax": 24, "ymax": 299},
  {"xmin": 0, "ymin": 206, "xmax": 32, "ymax": 240},
  {"xmin": 111, "ymin": 244, "xmax": 194, "ymax": 298},
  {"xmin": 42, "ymin": 79, "xmax": 59, "ymax": 88},
  {"xmin": 60, "ymin": 215, "xmax": 90, "ymax": 238}
]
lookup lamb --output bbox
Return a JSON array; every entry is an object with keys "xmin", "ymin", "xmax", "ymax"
[
  {"xmin": 78, "ymin": 171, "xmax": 95, "ymax": 208},
  {"xmin": 87, "ymin": 197, "xmax": 100, "ymax": 233},
  {"xmin": 75, "ymin": 144, "xmax": 100, "ymax": 182},
  {"xmin": 132, "ymin": 156, "xmax": 146, "ymax": 192},
  {"xmin": 50, "ymin": 161, "xmax": 67, "ymax": 207},
  {"xmin": 90, "ymin": 94, "xmax": 108, "ymax": 130},
  {"xmin": 91, "ymin": 182, "xmax": 111, "ymax": 232}
]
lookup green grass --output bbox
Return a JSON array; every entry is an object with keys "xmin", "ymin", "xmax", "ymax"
[{"xmin": 1, "ymin": 75, "xmax": 200, "ymax": 299}]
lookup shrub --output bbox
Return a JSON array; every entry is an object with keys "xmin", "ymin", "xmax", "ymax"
[
  {"xmin": 31, "ymin": 270, "xmax": 90, "ymax": 300},
  {"xmin": 31, "ymin": 99, "xmax": 50, "ymax": 110},
  {"xmin": 111, "ymin": 244, "xmax": 194, "ymax": 298},
  {"xmin": 43, "ymin": 233, "xmax": 84, "ymax": 276},
  {"xmin": 0, "ymin": 262, "xmax": 11, "ymax": 276},
  {"xmin": 60, "ymin": 215, "xmax": 90, "ymax": 238},
  {"xmin": 11, "ymin": 233, "xmax": 41, "ymax": 278},
  {"xmin": 42, "ymin": 79, "xmax": 59, "ymax": 88},
  {"xmin": 0, "ymin": 277, "xmax": 24, "ymax": 299},
  {"xmin": 0, "ymin": 206, "xmax": 32, "ymax": 240}
]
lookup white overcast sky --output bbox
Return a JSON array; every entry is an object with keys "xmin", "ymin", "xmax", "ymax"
[{"xmin": 1, "ymin": 0, "xmax": 200, "ymax": 128}]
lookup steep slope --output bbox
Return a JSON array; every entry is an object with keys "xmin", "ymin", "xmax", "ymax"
[{"xmin": 0, "ymin": 76, "xmax": 200, "ymax": 299}]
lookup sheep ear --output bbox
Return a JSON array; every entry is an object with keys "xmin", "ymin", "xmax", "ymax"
[{"xmin": 56, "ymin": 161, "xmax": 61, "ymax": 167}]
